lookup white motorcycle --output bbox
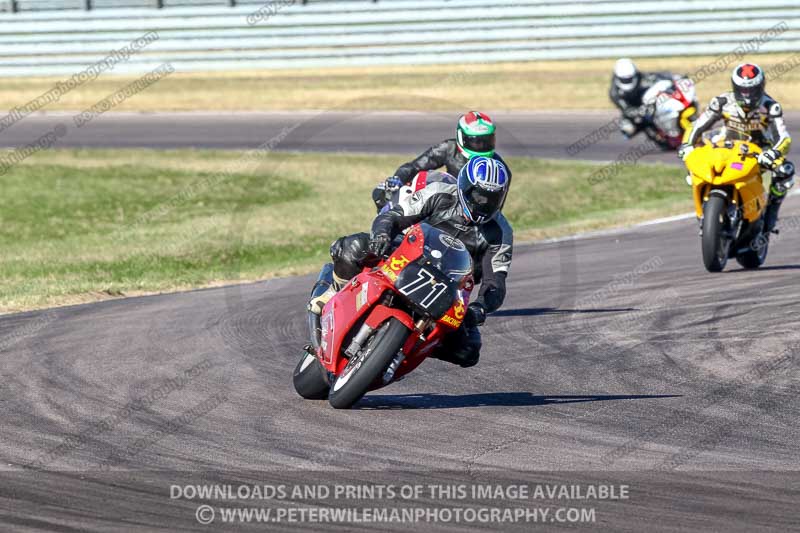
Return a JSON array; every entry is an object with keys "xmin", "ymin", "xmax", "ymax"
[
  {"xmin": 639, "ymin": 76, "xmax": 698, "ymax": 150},
  {"xmin": 377, "ymin": 170, "xmax": 455, "ymax": 214}
]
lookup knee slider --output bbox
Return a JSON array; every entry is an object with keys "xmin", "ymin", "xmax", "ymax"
[
  {"xmin": 456, "ymin": 327, "xmax": 482, "ymax": 367},
  {"xmin": 453, "ymin": 345, "xmax": 480, "ymax": 368}
]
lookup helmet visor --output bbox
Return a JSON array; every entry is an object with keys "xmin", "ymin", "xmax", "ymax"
[
  {"xmin": 462, "ymin": 181, "xmax": 506, "ymax": 220},
  {"xmin": 615, "ymin": 73, "xmax": 639, "ymax": 92},
  {"xmin": 735, "ymin": 86, "xmax": 763, "ymax": 108},
  {"xmin": 461, "ymin": 132, "xmax": 495, "ymax": 155}
]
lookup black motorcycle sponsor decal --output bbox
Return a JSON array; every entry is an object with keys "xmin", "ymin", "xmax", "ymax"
[{"xmin": 438, "ymin": 233, "xmax": 466, "ymax": 251}]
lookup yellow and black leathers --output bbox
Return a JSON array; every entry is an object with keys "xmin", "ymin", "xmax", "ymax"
[{"xmin": 686, "ymin": 92, "xmax": 795, "ymax": 232}]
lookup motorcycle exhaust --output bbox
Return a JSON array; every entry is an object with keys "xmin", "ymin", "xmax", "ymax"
[
  {"xmin": 307, "ymin": 263, "xmax": 335, "ymax": 351},
  {"xmin": 307, "ymin": 312, "xmax": 322, "ymax": 352}
]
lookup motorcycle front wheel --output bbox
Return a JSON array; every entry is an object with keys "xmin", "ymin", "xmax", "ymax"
[
  {"xmin": 328, "ymin": 318, "xmax": 409, "ymax": 410},
  {"xmin": 701, "ymin": 195, "xmax": 731, "ymax": 272}
]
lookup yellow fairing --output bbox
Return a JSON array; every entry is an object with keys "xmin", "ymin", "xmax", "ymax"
[{"xmin": 685, "ymin": 139, "xmax": 766, "ymax": 223}]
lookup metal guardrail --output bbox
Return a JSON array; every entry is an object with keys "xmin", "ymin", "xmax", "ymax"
[
  {"xmin": 0, "ymin": 0, "xmax": 366, "ymax": 12},
  {"xmin": 1, "ymin": 0, "xmax": 799, "ymax": 77}
]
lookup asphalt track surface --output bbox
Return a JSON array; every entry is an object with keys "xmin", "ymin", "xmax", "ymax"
[
  {"xmin": 2, "ymin": 197, "xmax": 799, "ymax": 531},
  {"xmin": 3, "ymin": 110, "xmax": 798, "ymax": 164},
  {"xmin": 14, "ymin": 110, "xmax": 800, "ymax": 164},
  {"xmin": 1, "ymin": 111, "xmax": 799, "ymax": 531}
]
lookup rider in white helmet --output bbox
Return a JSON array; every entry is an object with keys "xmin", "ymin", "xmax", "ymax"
[{"xmin": 610, "ymin": 58, "xmax": 687, "ymax": 138}]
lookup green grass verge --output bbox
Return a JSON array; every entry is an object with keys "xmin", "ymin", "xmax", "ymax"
[{"xmin": 0, "ymin": 148, "xmax": 690, "ymax": 313}]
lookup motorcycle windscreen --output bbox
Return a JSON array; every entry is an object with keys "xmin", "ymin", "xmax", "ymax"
[
  {"xmin": 703, "ymin": 127, "xmax": 752, "ymax": 145},
  {"xmin": 393, "ymin": 224, "xmax": 472, "ymax": 319},
  {"xmin": 419, "ymin": 223, "xmax": 472, "ymax": 283}
]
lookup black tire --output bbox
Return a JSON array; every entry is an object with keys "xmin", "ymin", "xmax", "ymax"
[
  {"xmin": 328, "ymin": 318, "xmax": 409, "ymax": 410},
  {"xmin": 701, "ymin": 195, "xmax": 731, "ymax": 272},
  {"xmin": 293, "ymin": 351, "xmax": 330, "ymax": 400},
  {"xmin": 736, "ymin": 233, "xmax": 769, "ymax": 269}
]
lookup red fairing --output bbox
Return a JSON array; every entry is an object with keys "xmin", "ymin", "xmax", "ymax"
[
  {"xmin": 365, "ymin": 305, "xmax": 415, "ymax": 331},
  {"xmin": 316, "ymin": 223, "xmax": 474, "ymax": 388},
  {"xmin": 319, "ymin": 274, "xmax": 386, "ymax": 370},
  {"xmin": 386, "ymin": 225, "xmax": 424, "ymax": 266},
  {"xmin": 671, "ymin": 88, "xmax": 690, "ymax": 108},
  {"xmin": 414, "ymin": 171, "xmax": 428, "ymax": 192}
]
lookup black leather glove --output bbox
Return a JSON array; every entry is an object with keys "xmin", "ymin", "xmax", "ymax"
[
  {"xmin": 464, "ymin": 302, "xmax": 487, "ymax": 328},
  {"xmin": 368, "ymin": 233, "xmax": 391, "ymax": 258}
]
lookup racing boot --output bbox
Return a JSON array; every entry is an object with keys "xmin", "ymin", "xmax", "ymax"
[
  {"xmin": 307, "ymin": 263, "xmax": 347, "ymax": 315},
  {"xmin": 765, "ymin": 163, "xmax": 796, "ymax": 233},
  {"xmin": 431, "ymin": 323, "xmax": 482, "ymax": 368},
  {"xmin": 619, "ymin": 118, "xmax": 637, "ymax": 138},
  {"xmin": 763, "ymin": 193, "xmax": 784, "ymax": 234}
]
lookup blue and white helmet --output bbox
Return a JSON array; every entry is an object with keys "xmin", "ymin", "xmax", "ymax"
[{"xmin": 457, "ymin": 156, "xmax": 510, "ymax": 224}]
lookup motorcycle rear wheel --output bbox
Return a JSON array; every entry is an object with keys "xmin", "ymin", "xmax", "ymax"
[
  {"xmin": 702, "ymin": 195, "xmax": 731, "ymax": 272},
  {"xmin": 736, "ymin": 233, "xmax": 769, "ymax": 269},
  {"xmin": 293, "ymin": 350, "xmax": 330, "ymax": 400},
  {"xmin": 328, "ymin": 318, "xmax": 409, "ymax": 410}
]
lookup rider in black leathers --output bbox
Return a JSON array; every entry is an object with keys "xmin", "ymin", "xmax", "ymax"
[
  {"xmin": 610, "ymin": 58, "xmax": 682, "ymax": 138},
  {"xmin": 372, "ymin": 111, "xmax": 512, "ymax": 212},
  {"xmin": 315, "ymin": 158, "xmax": 513, "ymax": 368}
]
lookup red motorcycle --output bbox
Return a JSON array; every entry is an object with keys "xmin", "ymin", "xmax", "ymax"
[{"xmin": 293, "ymin": 223, "xmax": 474, "ymax": 409}]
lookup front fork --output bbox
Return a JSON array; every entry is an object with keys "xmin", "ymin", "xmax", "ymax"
[
  {"xmin": 725, "ymin": 202, "xmax": 742, "ymax": 241},
  {"xmin": 699, "ymin": 190, "xmax": 741, "ymax": 239},
  {"xmin": 381, "ymin": 318, "xmax": 431, "ymax": 385}
]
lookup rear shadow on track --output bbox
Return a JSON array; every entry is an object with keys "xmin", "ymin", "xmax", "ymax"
[
  {"xmin": 357, "ymin": 393, "xmax": 680, "ymax": 410},
  {"xmin": 491, "ymin": 307, "xmax": 636, "ymax": 317},
  {"xmin": 728, "ymin": 264, "xmax": 800, "ymax": 272}
]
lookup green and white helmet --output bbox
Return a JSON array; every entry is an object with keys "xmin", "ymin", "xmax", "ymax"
[{"xmin": 456, "ymin": 111, "xmax": 496, "ymax": 158}]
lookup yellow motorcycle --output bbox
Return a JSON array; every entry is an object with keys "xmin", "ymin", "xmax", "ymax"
[{"xmin": 684, "ymin": 128, "xmax": 769, "ymax": 272}]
